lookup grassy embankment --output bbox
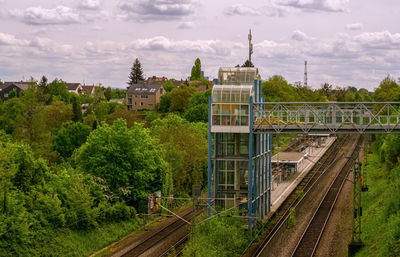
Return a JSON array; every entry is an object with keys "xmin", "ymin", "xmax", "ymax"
[
  {"xmin": 355, "ymin": 145, "xmax": 400, "ymax": 257},
  {"xmin": 33, "ymin": 220, "xmax": 142, "ymax": 257}
]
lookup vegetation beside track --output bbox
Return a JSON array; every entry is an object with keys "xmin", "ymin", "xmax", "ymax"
[{"xmin": 355, "ymin": 135, "xmax": 400, "ymax": 257}]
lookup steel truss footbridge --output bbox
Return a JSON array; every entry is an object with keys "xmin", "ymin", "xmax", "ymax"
[{"xmin": 253, "ymin": 101, "xmax": 400, "ymax": 134}]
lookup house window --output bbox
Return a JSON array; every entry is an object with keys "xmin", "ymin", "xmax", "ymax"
[
  {"xmin": 135, "ymin": 95, "xmax": 138, "ymax": 98},
  {"xmin": 134, "ymin": 102, "xmax": 136, "ymax": 106},
  {"xmin": 160, "ymin": 88, "xmax": 164, "ymax": 94},
  {"xmin": 140, "ymin": 102, "xmax": 143, "ymax": 106},
  {"xmin": 127, "ymin": 97, "xmax": 132, "ymax": 105},
  {"xmin": 4, "ymin": 93, "xmax": 8, "ymax": 98},
  {"xmin": 140, "ymin": 95, "xmax": 148, "ymax": 99}
]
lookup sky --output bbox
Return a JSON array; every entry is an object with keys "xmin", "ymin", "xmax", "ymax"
[{"xmin": 0, "ymin": 0, "xmax": 399, "ymax": 90}]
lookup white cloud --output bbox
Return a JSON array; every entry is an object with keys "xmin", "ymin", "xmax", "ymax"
[
  {"xmin": 354, "ymin": 31, "xmax": 400, "ymax": 49},
  {"xmin": 0, "ymin": 32, "xmax": 29, "ymax": 46},
  {"xmin": 177, "ymin": 21, "xmax": 194, "ymax": 29},
  {"xmin": 79, "ymin": 0, "xmax": 100, "ymax": 10},
  {"xmin": 291, "ymin": 30, "xmax": 313, "ymax": 41},
  {"xmin": 224, "ymin": 3, "xmax": 287, "ymax": 17},
  {"xmin": 10, "ymin": 5, "xmax": 83, "ymax": 25},
  {"xmin": 117, "ymin": 0, "xmax": 198, "ymax": 21},
  {"xmin": 224, "ymin": 4, "xmax": 261, "ymax": 16},
  {"xmin": 1, "ymin": 30, "xmax": 399, "ymax": 89},
  {"xmin": 273, "ymin": 0, "xmax": 349, "ymax": 12},
  {"xmin": 345, "ymin": 23, "xmax": 363, "ymax": 31}
]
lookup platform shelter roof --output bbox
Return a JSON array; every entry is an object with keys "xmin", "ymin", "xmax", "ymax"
[{"xmin": 271, "ymin": 152, "xmax": 308, "ymax": 164}]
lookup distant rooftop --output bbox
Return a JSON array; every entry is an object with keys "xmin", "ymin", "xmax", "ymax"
[
  {"xmin": 2, "ymin": 82, "xmax": 30, "ymax": 91},
  {"xmin": 126, "ymin": 82, "xmax": 163, "ymax": 95}
]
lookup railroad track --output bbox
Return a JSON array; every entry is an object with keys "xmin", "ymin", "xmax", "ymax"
[
  {"xmin": 248, "ymin": 134, "xmax": 351, "ymax": 257},
  {"xmin": 159, "ymin": 233, "xmax": 189, "ymax": 257},
  {"xmin": 122, "ymin": 208, "xmax": 195, "ymax": 257},
  {"xmin": 290, "ymin": 135, "xmax": 363, "ymax": 257}
]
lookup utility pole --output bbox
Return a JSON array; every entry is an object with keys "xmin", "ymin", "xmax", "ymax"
[
  {"xmin": 248, "ymin": 29, "xmax": 253, "ymax": 64},
  {"xmin": 304, "ymin": 60, "xmax": 308, "ymax": 87}
]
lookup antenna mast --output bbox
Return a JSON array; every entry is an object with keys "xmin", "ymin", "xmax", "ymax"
[
  {"xmin": 304, "ymin": 60, "xmax": 308, "ymax": 87},
  {"xmin": 248, "ymin": 29, "xmax": 253, "ymax": 64}
]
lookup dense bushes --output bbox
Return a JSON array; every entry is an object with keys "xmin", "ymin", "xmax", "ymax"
[
  {"xmin": 183, "ymin": 212, "xmax": 251, "ymax": 257},
  {"xmin": 0, "ymin": 137, "xmax": 137, "ymax": 256}
]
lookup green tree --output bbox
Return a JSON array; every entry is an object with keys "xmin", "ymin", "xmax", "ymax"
[
  {"xmin": 53, "ymin": 121, "xmax": 91, "ymax": 158},
  {"xmin": 104, "ymin": 87, "xmax": 112, "ymax": 101},
  {"xmin": 72, "ymin": 96, "xmax": 83, "ymax": 122},
  {"xmin": 184, "ymin": 89, "xmax": 211, "ymax": 122},
  {"xmin": 190, "ymin": 58, "xmax": 203, "ymax": 81},
  {"xmin": 169, "ymin": 86, "xmax": 197, "ymax": 112},
  {"xmin": 158, "ymin": 93, "xmax": 171, "ymax": 113},
  {"xmin": 75, "ymin": 119, "xmax": 165, "ymax": 210},
  {"xmin": 242, "ymin": 59, "xmax": 254, "ymax": 67},
  {"xmin": 128, "ymin": 58, "xmax": 144, "ymax": 86},
  {"xmin": 8, "ymin": 90, "xmax": 17, "ymax": 99},
  {"xmin": 151, "ymin": 115, "xmax": 207, "ymax": 193},
  {"xmin": 162, "ymin": 80, "xmax": 176, "ymax": 93},
  {"xmin": 374, "ymin": 75, "xmax": 400, "ymax": 102},
  {"xmin": 262, "ymin": 75, "xmax": 299, "ymax": 102},
  {"xmin": 48, "ymin": 79, "xmax": 71, "ymax": 103}
]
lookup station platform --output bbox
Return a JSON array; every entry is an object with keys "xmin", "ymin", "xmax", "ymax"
[{"xmin": 270, "ymin": 136, "xmax": 336, "ymax": 213}]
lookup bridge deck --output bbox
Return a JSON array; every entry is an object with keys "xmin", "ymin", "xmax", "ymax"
[{"xmin": 253, "ymin": 102, "xmax": 400, "ymax": 134}]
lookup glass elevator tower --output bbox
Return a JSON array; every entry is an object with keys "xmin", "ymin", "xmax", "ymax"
[{"xmin": 207, "ymin": 67, "xmax": 272, "ymax": 231}]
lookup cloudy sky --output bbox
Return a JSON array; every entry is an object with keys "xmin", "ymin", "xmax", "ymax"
[{"xmin": 0, "ymin": 0, "xmax": 399, "ymax": 89}]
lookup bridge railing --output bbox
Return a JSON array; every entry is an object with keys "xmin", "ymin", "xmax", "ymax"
[{"xmin": 253, "ymin": 102, "xmax": 400, "ymax": 134}]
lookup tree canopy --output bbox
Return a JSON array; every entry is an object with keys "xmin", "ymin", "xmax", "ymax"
[
  {"xmin": 190, "ymin": 58, "xmax": 203, "ymax": 81},
  {"xmin": 74, "ymin": 119, "xmax": 165, "ymax": 209},
  {"xmin": 128, "ymin": 58, "xmax": 144, "ymax": 86}
]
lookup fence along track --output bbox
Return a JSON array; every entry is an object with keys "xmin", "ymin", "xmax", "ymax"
[
  {"xmin": 290, "ymin": 135, "xmax": 362, "ymax": 257},
  {"xmin": 122, "ymin": 208, "xmax": 195, "ymax": 257},
  {"xmin": 249, "ymin": 135, "xmax": 351, "ymax": 257}
]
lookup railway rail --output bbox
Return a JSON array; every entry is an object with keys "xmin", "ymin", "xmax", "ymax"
[
  {"xmin": 121, "ymin": 208, "xmax": 195, "ymax": 257},
  {"xmin": 290, "ymin": 135, "xmax": 363, "ymax": 257},
  {"xmin": 247, "ymin": 134, "xmax": 352, "ymax": 257}
]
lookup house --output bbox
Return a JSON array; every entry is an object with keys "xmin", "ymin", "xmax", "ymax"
[
  {"xmin": 81, "ymin": 85, "xmax": 95, "ymax": 95},
  {"xmin": 66, "ymin": 83, "xmax": 83, "ymax": 94},
  {"xmin": 0, "ymin": 82, "xmax": 30, "ymax": 101},
  {"xmin": 126, "ymin": 82, "xmax": 165, "ymax": 111}
]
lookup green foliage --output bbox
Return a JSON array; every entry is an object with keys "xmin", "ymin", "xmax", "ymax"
[
  {"xmin": 48, "ymin": 79, "xmax": 72, "ymax": 103},
  {"xmin": 110, "ymin": 88, "xmax": 127, "ymax": 99},
  {"xmin": 262, "ymin": 75, "xmax": 301, "ymax": 102},
  {"xmin": 374, "ymin": 75, "xmax": 400, "ymax": 102},
  {"xmin": 128, "ymin": 58, "xmax": 144, "ymax": 86},
  {"xmin": 287, "ymin": 208, "xmax": 296, "ymax": 229},
  {"xmin": 8, "ymin": 90, "xmax": 17, "ymax": 99},
  {"xmin": 151, "ymin": 114, "xmax": 207, "ymax": 193},
  {"xmin": 72, "ymin": 96, "xmax": 83, "ymax": 122},
  {"xmin": 242, "ymin": 59, "xmax": 254, "ymax": 67},
  {"xmin": 183, "ymin": 212, "xmax": 250, "ymax": 257},
  {"xmin": 355, "ymin": 150, "xmax": 400, "ymax": 257},
  {"xmin": 169, "ymin": 85, "xmax": 197, "ymax": 113},
  {"xmin": 190, "ymin": 58, "xmax": 203, "ymax": 81},
  {"xmin": 104, "ymin": 87, "xmax": 112, "ymax": 101},
  {"xmin": 53, "ymin": 121, "xmax": 91, "ymax": 158},
  {"xmin": 184, "ymin": 89, "xmax": 211, "ymax": 122},
  {"xmin": 158, "ymin": 93, "xmax": 171, "ymax": 113},
  {"xmin": 0, "ymin": 97, "xmax": 25, "ymax": 134},
  {"xmin": 162, "ymin": 80, "xmax": 176, "ymax": 93},
  {"xmin": 0, "ymin": 138, "xmax": 138, "ymax": 256},
  {"xmin": 75, "ymin": 119, "xmax": 165, "ymax": 210}
]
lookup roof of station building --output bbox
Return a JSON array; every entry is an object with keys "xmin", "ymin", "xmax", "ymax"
[{"xmin": 271, "ymin": 152, "xmax": 308, "ymax": 164}]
